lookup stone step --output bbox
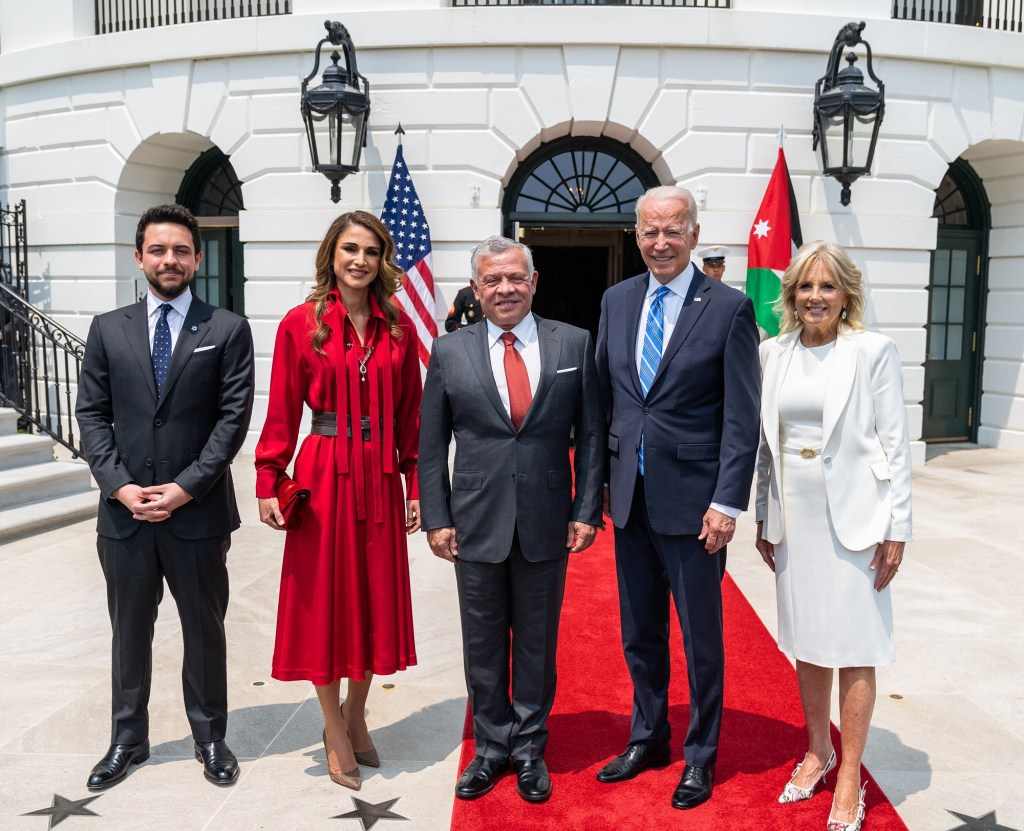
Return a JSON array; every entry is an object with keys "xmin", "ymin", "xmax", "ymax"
[
  {"xmin": 0, "ymin": 433, "xmax": 57, "ymax": 471},
  {"xmin": 0, "ymin": 460, "xmax": 94, "ymax": 511},
  {"xmin": 0, "ymin": 490, "xmax": 98, "ymax": 542},
  {"xmin": 0, "ymin": 408, "xmax": 19, "ymax": 437}
]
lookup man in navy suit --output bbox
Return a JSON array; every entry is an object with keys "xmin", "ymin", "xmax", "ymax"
[
  {"xmin": 594, "ymin": 186, "xmax": 760, "ymax": 809},
  {"xmin": 76, "ymin": 204, "xmax": 254, "ymax": 791}
]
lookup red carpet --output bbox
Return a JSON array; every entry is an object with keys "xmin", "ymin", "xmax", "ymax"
[{"xmin": 449, "ymin": 529, "xmax": 908, "ymax": 830}]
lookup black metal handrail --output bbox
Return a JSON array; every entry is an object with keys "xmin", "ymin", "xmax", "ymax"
[
  {"xmin": 453, "ymin": 1, "xmax": 729, "ymax": 6},
  {"xmin": 893, "ymin": 1, "xmax": 1023, "ymax": 31},
  {"xmin": 95, "ymin": 0, "xmax": 291, "ymax": 35},
  {"xmin": 0, "ymin": 283, "xmax": 86, "ymax": 458}
]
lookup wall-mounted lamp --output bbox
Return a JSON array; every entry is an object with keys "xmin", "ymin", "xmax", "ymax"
[
  {"xmin": 812, "ymin": 21, "xmax": 885, "ymax": 206},
  {"xmin": 300, "ymin": 20, "xmax": 371, "ymax": 203}
]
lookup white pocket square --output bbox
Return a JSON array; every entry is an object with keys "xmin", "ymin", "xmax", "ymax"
[
  {"xmin": 556, "ymin": 366, "xmax": 577, "ymax": 374},
  {"xmin": 193, "ymin": 344, "xmax": 216, "ymax": 353}
]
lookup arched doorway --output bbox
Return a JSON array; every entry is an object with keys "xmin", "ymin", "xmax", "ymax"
[
  {"xmin": 502, "ymin": 136, "xmax": 659, "ymax": 339},
  {"xmin": 176, "ymin": 147, "xmax": 245, "ymax": 315},
  {"xmin": 923, "ymin": 158, "xmax": 990, "ymax": 441}
]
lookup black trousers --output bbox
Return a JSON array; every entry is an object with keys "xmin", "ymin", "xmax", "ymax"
[
  {"xmin": 97, "ymin": 523, "xmax": 231, "ymax": 745},
  {"xmin": 614, "ymin": 475, "xmax": 726, "ymax": 769},
  {"xmin": 455, "ymin": 536, "xmax": 568, "ymax": 762}
]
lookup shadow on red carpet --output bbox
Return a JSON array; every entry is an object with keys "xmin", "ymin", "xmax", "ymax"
[{"xmin": 449, "ymin": 528, "xmax": 907, "ymax": 831}]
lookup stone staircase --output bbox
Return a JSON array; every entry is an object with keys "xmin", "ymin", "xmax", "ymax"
[{"xmin": 0, "ymin": 408, "xmax": 98, "ymax": 541}]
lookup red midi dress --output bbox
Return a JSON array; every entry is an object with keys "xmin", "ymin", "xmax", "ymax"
[{"xmin": 255, "ymin": 291, "xmax": 421, "ymax": 684}]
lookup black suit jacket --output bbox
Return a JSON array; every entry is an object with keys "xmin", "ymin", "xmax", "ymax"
[
  {"xmin": 76, "ymin": 295, "xmax": 255, "ymax": 540},
  {"xmin": 596, "ymin": 269, "xmax": 760, "ymax": 535},
  {"xmin": 419, "ymin": 314, "xmax": 604, "ymax": 563}
]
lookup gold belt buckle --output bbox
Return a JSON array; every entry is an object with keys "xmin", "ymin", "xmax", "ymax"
[{"xmin": 800, "ymin": 448, "xmax": 817, "ymax": 459}]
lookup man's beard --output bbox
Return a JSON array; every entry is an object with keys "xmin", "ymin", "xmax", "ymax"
[{"xmin": 146, "ymin": 268, "xmax": 194, "ymax": 300}]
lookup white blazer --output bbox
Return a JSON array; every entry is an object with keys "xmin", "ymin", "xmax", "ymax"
[{"xmin": 755, "ymin": 328, "xmax": 913, "ymax": 551}]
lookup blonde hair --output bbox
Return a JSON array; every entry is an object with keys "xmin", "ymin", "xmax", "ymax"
[
  {"xmin": 775, "ymin": 240, "xmax": 866, "ymax": 335},
  {"xmin": 306, "ymin": 211, "xmax": 404, "ymax": 354}
]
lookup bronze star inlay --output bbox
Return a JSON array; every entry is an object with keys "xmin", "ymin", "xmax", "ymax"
[
  {"xmin": 945, "ymin": 809, "xmax": 1020, "ymax": 831},
  {"xmin": 332, "ymin": 796, "xmax": 409, "ymax": 830},
  {"xmin": 22, "ymin": 793, "xmax": 101, "ymax": 829}
]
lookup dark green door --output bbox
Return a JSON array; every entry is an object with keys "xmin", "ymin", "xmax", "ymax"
[
  {"xmin": 193, "ymin": 227, "xmax": 244, "ymax": 315},
  {"xmin": 923, "ymin": 232, "xmax": 982, "ymax": 441}
]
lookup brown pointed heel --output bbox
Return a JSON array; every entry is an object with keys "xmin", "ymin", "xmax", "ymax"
[
  {"xmin": 341, "ymin": 701, "xmax": 381, "ymax": 768},
  {"xmin": 322, "ymin": 729, "xmax": 361, "ymax": 791},
  {"xmin": 355, "ymin": 747, "xmax": 380, "ymax": 768}
]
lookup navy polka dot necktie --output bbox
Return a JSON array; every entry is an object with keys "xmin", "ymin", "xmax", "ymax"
[{"xmin": 152, "ymin": 303, "xmax": 173, "ymax": 396}]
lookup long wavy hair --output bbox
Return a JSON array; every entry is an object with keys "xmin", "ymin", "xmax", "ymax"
[
  {"xmin": 306, "ymin": 211, "xmax": 404, "ymax": 354},
  {"xmin": 775, "ymin": 240, "xmax": 866, "ymax": 336}
]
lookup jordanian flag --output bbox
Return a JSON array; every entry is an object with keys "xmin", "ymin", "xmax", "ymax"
[{"xmin": 746, "ymin": 147, "xmax": 803, "ymax": 337}]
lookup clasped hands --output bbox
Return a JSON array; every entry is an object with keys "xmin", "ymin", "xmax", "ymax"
[
  {"xmin": 427, "ymin": 520, "xmax": 598, "ymax": 563},
  {"xmin": 112, "ymin": 482, "xmax": 192, "ymax": 522}
]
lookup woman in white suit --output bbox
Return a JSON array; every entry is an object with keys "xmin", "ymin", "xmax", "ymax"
[{"xmin": 755, "ymin": 241, "xmax": 911, "ymax": 831}]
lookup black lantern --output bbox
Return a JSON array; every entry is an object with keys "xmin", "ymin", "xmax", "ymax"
[
  {"xmin": 300, "ymin": 20, "xmax": 371, "ymax": 203},
  {"xmin": 812, "ymin": 21, "xmax": 885, "ymax": 206}
]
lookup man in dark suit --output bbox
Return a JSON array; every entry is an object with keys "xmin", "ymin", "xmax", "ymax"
[
  {"xmin": 76, "ymin": 204, "xmax": 254, "ymax": 791},
  {"xmin": 595, "ymin": 186, "xmax": 760, "ymax": 809},
  {"xmin": 419, "ymin": 236, "xmax": 604, "ymax": 803},
  {"xmin": 444, "ymin": 283, "xmax": 483, "ymax": 331}
]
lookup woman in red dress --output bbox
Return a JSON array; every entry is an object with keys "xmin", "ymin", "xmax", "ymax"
[{"xmin": 255, "ymin": 211, "xmax": 421, "ymax": 791}]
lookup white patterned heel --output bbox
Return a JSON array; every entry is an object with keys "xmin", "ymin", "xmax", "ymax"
[
  {"xmin": 826, "ymin": 782, "xmax": 867, "ymax": 831},
  {"xmin": 778, "ymin": 747, "xmax": 837, "ymax": 803}
]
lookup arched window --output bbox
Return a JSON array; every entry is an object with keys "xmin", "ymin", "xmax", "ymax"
[
  {"xmin": 932, "ymin": 158, "xmax": 987, "ymax": 230},
  {"xmin": 176, "ymin": 147, "xmax": 243, "ymax": 217},
  {"xmin": 504, "ymin": 136, "xmax": 659, "ymax": 232},
  {"xmin": 175, "ymin": 148, "xmax": 245, "ymax": 314}
]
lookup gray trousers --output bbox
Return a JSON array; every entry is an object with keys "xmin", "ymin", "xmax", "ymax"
[{"xmin": 455, "ymin": 535, "xmax": 568, "ymax": 762}]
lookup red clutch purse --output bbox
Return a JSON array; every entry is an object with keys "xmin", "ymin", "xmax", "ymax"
[{"xmin": 275, "ymin": 475, "xmax": 311, "ymax": 530}]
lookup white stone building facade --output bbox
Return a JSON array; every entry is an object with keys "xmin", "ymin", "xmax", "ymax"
[{"xmin": 2, "ymin": 0, "xmax": 1023, "ymax": 459}]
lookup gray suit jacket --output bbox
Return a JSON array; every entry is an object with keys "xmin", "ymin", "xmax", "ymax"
[
  {"xmin": 418, "ymin": 314, "xmax": 604, "ymax": 563},
  {"xmin": 76, "ymin": 295, "xmax": 255, "ymax": 540}
]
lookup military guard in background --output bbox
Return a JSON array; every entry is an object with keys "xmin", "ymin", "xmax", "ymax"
[
  {"xmin": 698, "ymin": 245, "xmax": 729, "ymax": 281},
  {"xmin": 444, "ymin": 283, "xmax": 483, "ymax": 331}
]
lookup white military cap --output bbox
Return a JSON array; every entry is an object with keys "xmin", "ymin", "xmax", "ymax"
[{"xmin": 697, "ymin": 245, "xmax": 729, "ymax": 262}]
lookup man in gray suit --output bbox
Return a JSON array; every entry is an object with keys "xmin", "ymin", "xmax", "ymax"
[
  {"xmin": 76, "ymin": 204, "xmax": 254, "ymax": 791},
  {"xmin": 419, "ymin": 236, "xmax": 604, "ymax": 803}
]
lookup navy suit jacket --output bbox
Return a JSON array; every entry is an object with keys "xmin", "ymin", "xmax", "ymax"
[
  {"xmin": 595, "ymin": 269, "xmax": 761, "ymax": 536},
  {"xmin": 76, "ymin": 295, "xmax": 255, "ymax": 540}
]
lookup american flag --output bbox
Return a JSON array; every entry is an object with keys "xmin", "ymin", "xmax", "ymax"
[{"xmin": 381, "ymin": 143, "xmax": 437, "ymax": 376}]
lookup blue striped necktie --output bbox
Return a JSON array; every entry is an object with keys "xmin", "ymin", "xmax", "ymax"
[
  {"xmin": 152, "ymin": 303, "xmax": 173, "ymax": 396},
  {"xmin": 638, "ymin": 285, "xmax": 670, "ymax": 475}
]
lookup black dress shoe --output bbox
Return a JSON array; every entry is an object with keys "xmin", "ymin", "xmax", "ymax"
[
  {"xmin": 596, "ymin": 741, "xmax": 671, "ymax": 783},
  {"xmin": 87, "ymin": 741, "xmax": 150, "ymax": 791},
  {"xmin": 455, "ymin": 755, "xmax": 510, "ymax": 800},
  {"xmin": 672, "ymin": 764, "xmax": 714, "ymax": 810},
  {"xmin": 513, "ymin": 758, "xmax": 552, "ymax": 803},
  {"xmin": 194, "ymin": 739, "xmax": 239, "ymax": 785}
]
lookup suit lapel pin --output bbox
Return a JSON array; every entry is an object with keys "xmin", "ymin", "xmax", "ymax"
[
  {"xmin": 190, "ymin": 325, "xmax": 198, "ymax": 332},
  {"xmin": 693, "ymin": 297, "xmax": 702, "ymax": 302}
]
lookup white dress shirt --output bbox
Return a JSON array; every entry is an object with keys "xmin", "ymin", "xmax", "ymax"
[
  {"xmin": 633, "ymin": 262, "xmax": 695, "ymax": 378},
  {"xmin": 486, "ymin": 314, "xmax": 540, "ymax": 420},
  {"xmin": 147, "ymin": 290, "xmax": 193, "ymax": 352}
]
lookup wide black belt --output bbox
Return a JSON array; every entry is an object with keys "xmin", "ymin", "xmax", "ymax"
[{"xmin": 310, "ymin": 411, "xmax": 388, "ymax": 441}]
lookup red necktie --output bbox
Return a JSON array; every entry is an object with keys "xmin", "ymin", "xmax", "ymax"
[{"xmin": 501, "ymin": 331, "xmax": 532, "ymax": 430}]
